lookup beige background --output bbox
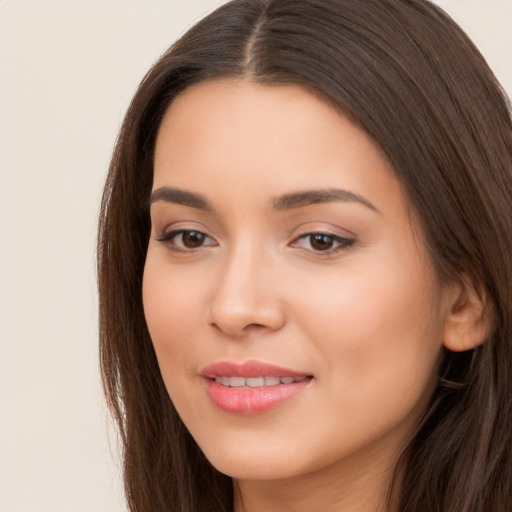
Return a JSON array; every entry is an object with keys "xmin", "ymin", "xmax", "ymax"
[{"xmin": 0, "ymin": 1, "xmax": 510, "ymax": 511}]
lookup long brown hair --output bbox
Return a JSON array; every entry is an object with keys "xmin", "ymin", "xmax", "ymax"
[{"xmin": 98, "ymin": 1, "xmax": 512, "ymax": 510}]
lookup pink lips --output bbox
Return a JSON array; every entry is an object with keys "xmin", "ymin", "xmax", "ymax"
[{"xmin": 201, "ymin": 360, "xmax": 312, "ymax": 415}]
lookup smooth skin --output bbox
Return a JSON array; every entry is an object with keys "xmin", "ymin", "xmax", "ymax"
[{"xmin": 143, "ymin": 80, "xmax": 488, "ymax": 512}]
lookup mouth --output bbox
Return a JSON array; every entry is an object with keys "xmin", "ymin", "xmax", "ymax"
[
  {"xmin": 201, "ymin": 360, "xmax": 313, "ymax": 415},
  {"xmin": 213, "ymin": 375, "xmax": 309, "ymax": 388}
]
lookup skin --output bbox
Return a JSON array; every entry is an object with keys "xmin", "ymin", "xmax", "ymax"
[{"xmin": 143, "ymin": 80, "xmax": 461, "ymax": 512}]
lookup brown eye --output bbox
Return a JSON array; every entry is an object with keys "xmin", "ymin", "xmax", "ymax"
[
  {"xmin": 292, "ymin": 232, "xmax": 354, "ymax": 254},
  {"xmin": 309, "ymin": 234, "xmax": 335, "ymax": 251},
  {"xmin": 182, "ymin": 231, "xmax": 207, "ymax": 248},
  {"xmin": 156, "ymin": 229, "xmax": 217, "ymax": 251}
]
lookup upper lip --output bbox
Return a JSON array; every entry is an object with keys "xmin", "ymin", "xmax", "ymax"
[{"xmin": 201, "ymin": 360, "xmax": 311, "ymax": 378}]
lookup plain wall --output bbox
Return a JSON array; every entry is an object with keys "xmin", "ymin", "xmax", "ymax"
[{"xmin": 0, "ymin": 1, "xmax": 510, "ymax": 511}]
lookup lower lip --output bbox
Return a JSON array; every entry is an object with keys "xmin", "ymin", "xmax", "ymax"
[{"xmin": 205, "ymin": 378, "xmax": 311, "ymax": 415}]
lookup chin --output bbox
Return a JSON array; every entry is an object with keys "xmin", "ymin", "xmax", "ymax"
[
  {"xmin": 210, "ymin": 457, "xmax": 303, "ymax": 481},
  {"xmin": 197, "ymin": 434, "xmax": 311, "ymax": 481}
]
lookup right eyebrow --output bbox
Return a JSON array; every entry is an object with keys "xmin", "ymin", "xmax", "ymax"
[
  {"xmin": 272, "ymin": 188, "xmax": 379, "ymax": 213},
  {"xmin": 149, "ymin": 186, "xmax": 213, "ymax": 211}
]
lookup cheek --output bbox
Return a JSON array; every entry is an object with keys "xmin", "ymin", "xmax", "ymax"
[
  {"xmin": 142, "ymin": 257, "xmax": 206, "ymax": 378},
  {"xmin": 291, "ymin": 251, "xmax": 445, "ymax": 411}
]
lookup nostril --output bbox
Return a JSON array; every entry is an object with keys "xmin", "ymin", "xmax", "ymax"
[
  {"xmin": 209, "ymin": 321, "xmax": 270, "ymax": 339},
  {"xmin": 246, "ymin": 323, "xmax": 266, "ymax": 330}
]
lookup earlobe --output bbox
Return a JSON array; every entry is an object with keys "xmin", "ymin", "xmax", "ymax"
[{"xmin": 442, "ymin": 277, "xmax": 491, "ymax": 352}]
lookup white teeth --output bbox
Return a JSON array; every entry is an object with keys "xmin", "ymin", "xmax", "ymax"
[
  {"xmin": 264, "ymin": 376, "xmax": 280, "ymax": 386},
  {"xmin": 230, "ymin": 377, "xmax": 246, "ymax": 387},
  {"xmin": 246, "ymin": 377, "xmax": 265, "ymax": 387},
  {"xmin": 214, "ymin": 376, "xmax": 308, "ymax": 388}
]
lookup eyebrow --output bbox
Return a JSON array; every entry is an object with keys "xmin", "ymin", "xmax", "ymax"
[
  {"xmin": 272, "ymin": 188, "xmax": 379, "ymax": 213},
  {"xmin": 150, "ymin": 186, "xmax": 379, "ymax": 213},
  {"xmin": 150, "ymin": 186, "xmax": 212, "ymax": 210}
]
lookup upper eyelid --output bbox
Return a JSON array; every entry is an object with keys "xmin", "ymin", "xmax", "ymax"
[
  {"xmin": 291, "ymin": 232, "xmax": 355, "ymax": 246},
  {"xmin": 154, "ymin": 219, "xmax": 216, "ymax": 237},
  {"xmin": 291, "ymin": 224, "xmax": 356, "ymax": 239},
  {"xmin": 154, "ymin": 229, "xmax": 218, "ymax": 253},
  {"xmin": 154, "ymin": 225, "xmax": 356, "ymax": 247},
  {"xmin": 156, "ymin": 228, "xmax": 216, "ymax": 241},
  {"xmin": 295, "ymin": 231, "xmax": 352, "ymax": 239},
  {"xmin": 155, "ymin": 231, "xmax": 354, "ymax": 257}
]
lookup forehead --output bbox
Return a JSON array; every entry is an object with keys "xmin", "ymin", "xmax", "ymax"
[{"xmin": 154, "ymin": 80, "xmax": 398, "ymax": 203}]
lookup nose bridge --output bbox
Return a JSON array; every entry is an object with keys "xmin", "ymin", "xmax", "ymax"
[{"xmin": 208, "ymin": 237, "xmax": 284, "ymax": 336}]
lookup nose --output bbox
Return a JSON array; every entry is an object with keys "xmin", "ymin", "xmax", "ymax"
[{"xmin": 208, "ymin": 244, "xmax": 286, "ymax": 338}]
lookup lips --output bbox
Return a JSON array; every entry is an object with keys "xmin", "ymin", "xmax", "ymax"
[
  {"xmin": 214, "ymin": 375, "xmax": 308, "ymax": 387},
  {"xmin": 201, "ymin": 360, "xmax": 312, "ymax": 415}
]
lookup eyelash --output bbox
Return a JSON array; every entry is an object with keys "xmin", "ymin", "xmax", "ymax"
[
  {"xmin": 155, "ymin": 229, "xmax": 355, "ymax": 255},
  {"xmin": 290, "ymin": 232, "xmax": 355, "ymax": 255},
  {"xmin": 155, "ymin": 230, "xmax": 217, "ymax": 251}
]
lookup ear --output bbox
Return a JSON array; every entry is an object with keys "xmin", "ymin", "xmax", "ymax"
[{"xmin": 442, "ymin": 276, "xmax": 491, "ymax": 352}]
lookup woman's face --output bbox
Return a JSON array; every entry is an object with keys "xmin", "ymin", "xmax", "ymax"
[{"xmin": 143, "ymin": 80, "xmax": 454, "ymax": 483}]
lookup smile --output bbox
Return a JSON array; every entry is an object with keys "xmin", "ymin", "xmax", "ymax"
[
  {"xmin": 202, "ymin": 361, "xmax": 313, "ymax": 414},
  {"xmin": 213, "ymin": 375, "xmax": 308, "ymax": 387}
]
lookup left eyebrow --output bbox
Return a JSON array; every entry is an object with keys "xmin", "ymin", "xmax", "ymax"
[
  {"xmin": 149, "ymin": 186, "xmax": 213, "ymax": 211},
  {"xmin": 272, "ymin": 188, "xmax": 379, "ymax": 213}
]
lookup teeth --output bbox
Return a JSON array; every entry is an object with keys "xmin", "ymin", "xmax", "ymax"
[
  {"xmin": 230, "ymin": 377, "xmax": 246, "ymax": 387},
  {"xmin": 246, "ymin": 377, "xmax": 264, "ymax": 387},
  {"xmin": 214, "ymin": 376, "xmax": 308, "ymax": 388},
  {"xmin": 264, "ymin": 376, "xmax": 280, "ymax": 386}
]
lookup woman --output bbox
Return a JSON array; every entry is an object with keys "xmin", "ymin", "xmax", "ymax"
[{"xmin": 97, "ymin": 0, "xmax": 512, "ymax": 510}]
